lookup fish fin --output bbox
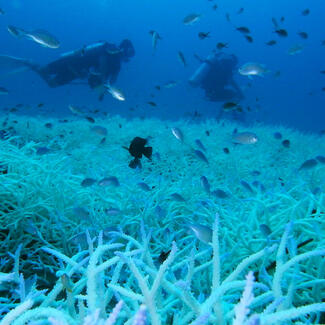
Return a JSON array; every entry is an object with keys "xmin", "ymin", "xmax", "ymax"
[
  {"xmin": 129, "ymin": 158, "xmax": 142, "ymax": 169},
  {"xmin": 122, "ymin": 146, "xmax": 129, "ymax": 151},
  {"xmin": 143, "ymin": 146, "xmax": 153, "ymax": 159}
]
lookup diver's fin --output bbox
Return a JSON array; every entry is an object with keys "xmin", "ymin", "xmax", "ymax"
[
  {"xmin": 143, "ymin": 146, "xmax": 153, "ymax": 159},
  {"xmin": 129, "ymin": 158, "xmax": 142, "ymax": 169}
]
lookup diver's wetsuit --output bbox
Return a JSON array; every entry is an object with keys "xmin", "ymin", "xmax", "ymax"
[{"xmin": 34, "ymin": 42, "xmax": 122, "ymax": 89}]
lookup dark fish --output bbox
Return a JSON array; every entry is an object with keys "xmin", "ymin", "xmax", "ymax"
[
  {"xmin": 273, "ymin": 132, "xmax": 282, "ymax": 139},
  {"xmin": 266, "ymin": 40, "xmax": 277, "ymax": 46},
  {"xmin": 260, "ymin": 224, "xmax": 272, "ymax": 237},
  {"xmin": 271, "ymin": 17, "xmax": 278, "ymax": 28},
  {"xmin": 297, "ymin": 31, "xmax": 308, "ymax": 39},
  {"xmin": 195, "ymin": 139, "xmax": 206, "ymax": 152},
  {"xmin": 244, "ymin": 35, "xmax": 253, "ymax": 43},
  {"xmin": 212, "ymin": 4, "xmax": 218, "ymax": 10},
  {"xmin": 282, "ymin": 139, "xmax": 290, "ymax": 148},
  {"xmin": 211, "ymin": 189, "xmax": 229, "ymax": 199},
  {"xmin": 124, "ymin": 137, "xmax": 152, "ymax": 169},
  {"xmin": 315, "ymin": 155, "xmax": 325, "ymax": 164},
  {"xmin": 81, "ymin": 178, "xmax": 97, "ymax": 187},
  {"xmin": 0, "ymin": 8, "xmax": 5, "ymax": 15},
  {"xmin": 98, "ymin": 176, "xmax": 120, "ymax": 187},
  {"xmin": 251, "ymin": 170, "xmax": 261, "ymax": 176},
  {"xmin": 237, "ymin": 7, "xmax": 244, "ymax": 14},
  {"xmin": 155, "ymin": 85, "xmax": 161, "ymax": 90},
  {"xmin": 198, "ymin": 32, "xmax": 210, "ymax": 40},
  {"xmin": 322, "ymin": 40, "xmax": 325, "ymax": 46},
  {"xmin": 223, "ymin": 147, "xmax": 230, "ymax": 154},
  {"xmin": 200, "ymin": 176, "xmax": 210, "ymax": 194},
  {"xmin": 194, "ymin": 150, "xmax": 209, "ymax": 164},
  {"xmin": 223, "ymin": 102, "xmax": 238, "ymax": 110},
  {"xmin": 170, "ymin": 193, "xmax": 186, "ymax": 202},
  {"xmin": 206, "ymin": 130, "xmax": 210, "ymax": 136},
  {"xmin": 236, "ymin": 26, "xmax": 250, "ymax": 34},
  {"xmin": 99, "ymin": 137, "xmax": 106, "ymax": 145},
  {"xmin": 252, "ymin": 180, "xmax": 266, "ymax": 192},
  {"xmin": 178, "ymin": 51, "xmax": 187, "ymax": 67},
  {"xmin": 225, "ymin": 13, "xmax": 231, "ymax": 22},
  {"xmin": 275, "ymin": 29, "xmax": 288, "ymax": 37},
  {"xmin": 37, "ymin": 103, "xmax": 44, "ymax": 108},
  {"xmin": 240, "ymin": 180, "xmax": 254, "ymax": 193},
  {"xmin": 298, "ymin": 159, "xmax": 318, "ymax": 171},
  {"xmin": 158, "ymin": 250, "xmax": 171, "ymax": 264},
  {"xmin": 301, "ymin": 8, "xmax": 310, "ymax": 16},
  {"xmin": 36, "ymin": 147, "xmax": 50, "ymax": 155},
  {"xmin": 85, "ymin": 116, "xmax": 95, "ymax": 123},
  {"xmin": 44, "ymin": 123, "xmax": 53, "ymax": 129},
  {"xmin": 216, "ymin": 42, "xmax": 228, "ymax": 50},
  {"xmin": 147, "ymin": 101, "xmax": 157, "ymax": 107},
  {"xmin": 137, "ymin": 182, "xmax": 151, "ymax": 191}
]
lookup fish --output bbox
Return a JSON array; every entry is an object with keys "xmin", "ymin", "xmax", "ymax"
[
  {"xmin": 149, "ymin": 30, "xmax": 162, "ymax": 53},
  {"xmin": 298, "ymin": 159, "xmax": 318, "ymax": 171},
  {"xmin": 216, "ymin": 42, "xmax": 228, "ymax": 50},
  {"xmin": 240, "ymin": 180, "xmax": 254, "ymax": 193},
  {"xmin": 105, "ymin": 208, "xmax": 121, "ymax": 216},
  {"xmin": 61, "ymin": 273, "xmax": 73, "ymax": 293},
  {"xmin": 275, "ymin": 29, "xmax": 288, "ymax": 37},
  {"xmin": 44, "ymin": 123, "xmax": 53, "ymax": 129},
  {"xmin": 260, "ymin": 224, "xmax": 272, "ymax": 237},
  {"xmin": 98, "ymin": 176, "xmax": 120, "ymax": 187},
  {"xmin": 232, "ymin": 132, "xmax": 258, "ymax": 144},
  {"xmin": 251, "ymin": 170, "xmax": 261, "ymax": 176},
  {"xmin": 223, "ymin": 147, "xmax": 230, "ymax": 154},
  {"xmin": 68, "ymin": 104, "xmax": 84, "ymax": 115},
  {"xmin": 0, "ymin": 87, "xmax": 9, "ymax": 95},
  {"xmin": 282, "ymin": 139, "xmax": 290, "ymax": 148},
  {"xmin": 81, "ymin": 178, "xmax": 97, "ymax": 187},
  {"xmin": 287, "ymin": 44, "xmax": 304, "ymax": 56},
  {"xmin": 273, "ymin": 132, "xmax": 282, "ymax": 139},
  {"xmin": 211, "ymin": 189, "xmax": 229, "ymax": 199},
  {"xmin": 212, "ymin": 4, "xmax": 218, "ymax": 11},
  {"xmin": 170, "ymin": 193, "xmax": 186, "ymax": 202},
  {"xmin": 164, "ymin": 80, "xmax": 178, "ymax": 88},
  {"xmin": 85, "ymin": 116, "xmax": 95, "ymax": 123},
  {"xmin": 104, "ymin": 85, "xmax": 125, "ymax": 101},
  {"xmin": 225, "ymin": 13, "xmax": 231, "ymax": 22},
  {"xmin": 297, "ymin": 31, "xmax": 308, "ymax": 39},
  {"xmin": 237, "ymin": 8, "xmax": 244, "ymax": 14},
  {"xmin": 222, "ymin": 102, "xmax": 242, "ymax": 111},
  {"xmin": 73, "ymin": 206, "xmax": 90, "ymax": 221},
  {"xmin": 124, "ymin": 137, "xmax": 152, "ymax": 169},
  {"xmin": 147, "ymin": 101, "xmax": 157, "ymax": 107},
  {"xmin": 186, "ymin": 223, "xmax": 212, "ymax": 244},
  {"xmin": 236, "ymin": 26, "xmax": 250, "ymax": 34},
  {"xmin": 244, "ymin": 35, "xmax": 253, "ymax": 43},
  {"xmin": 0, "ymin": 8, "xmax": 5, "ymax": 15},
  {"xmin": 271, "ymin": 17, "xmax": 279, "ymax": 28},
  {"xmin": 198, "ymin": 32, "xmax": 210, "ymax": 40},
  {"xmin": 171, "ymin": 127, "xmax": 184, "ymax": 142},
  {"xmin": 195, "ymin": 139, "xmax": 206, "ymax": 152},
  {"xmin": 200, "ymin": 176, "xmax": 211, "ymax": 194},
  {"xmin": 301, "ymin": 8, "xmax": 310, "ymax": 16},
  {"xmin": 137, "ymin": 182, "xmax": 151, "ymax": 191},
  {"xmin": 194, "ymin": 150, "xmax": 209, "ymax": 164},
  {"xmin": 177, "ymin": 51, "xmax": 187, "ymax": 67},
  {"xmin": 36, "ymin": 146, "xmax": 50, "ymax": 155},
  {"xmin": 183, "ymin": 13, "xmax": 201, "ymax": 25},
  {"xmin": 315, "ymin": 155, "xmax": 325, "ymax": 164},
  {"xmin": 8, "ymin": 25, "xmax": 60, "ymax": 48},
  {"xmin": 158, "ymin": 250, "xmax": 171, "ymax": 264},
  {"xmin": 91, "ymin": 125, "xmax": 107, "ymax": 136},
  {"xmin": 238, "ymin": 62, "xmax": 269, "ymax": 78},
  {"xmin": 266, "ymin": 40, "xmax": 277, "ymax": 46},
  {"xmin": 321, "ymin": 71, "xmax": 325, "ymax": 74}
]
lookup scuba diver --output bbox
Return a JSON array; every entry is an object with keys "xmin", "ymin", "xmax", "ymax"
[
  {"xmin": 189, "ymin": 51, "xmax": 244, "ymax": 102},
  {"xmin": 0, "ymin": 39, "xmax": 135, "ymax": 100}
]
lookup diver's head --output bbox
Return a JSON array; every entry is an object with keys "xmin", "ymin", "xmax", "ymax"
[{"xmin": 119, "ymin": 39, "xmax": 135, "ymax": 62}]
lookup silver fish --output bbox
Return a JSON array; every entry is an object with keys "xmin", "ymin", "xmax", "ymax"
[
  {"xmin": 232, "ymin": 132, "xmax": 258, "ymax": 144},
  {"xmin": 183, "ymin": 13, "xmax": 201, "ymax": 25},
  {"xmin": 238, "ymin": 62, "xmax": 269, "ymax": 78},
  {"xmin": 98, "ymin": 176, "xmax": 120, "ymax": 187},
  {"xmin": 149, "ymin": 30, "xmax": 162, "ymax": 53},
  {"xmin": 91, "ymin": 125, "xmax": 107, "ymax": 136},
  {"xmin": 171, "ymin": 127, "xmax": 184, "ymax": 142},
  {"xmin": 186, "ymin": 223, "xmax": 212, "ymax": 244},
  {"xmin": 105, "ymin": 85, "xmax": 125, "ymax": 101}
]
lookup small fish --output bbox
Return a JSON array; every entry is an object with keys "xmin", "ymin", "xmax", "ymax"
[
  {"xmin": 171, "ymin": 127, "xmax": 184, "ymax": 142},
  {"xmin": 198, "ymin": 32, "xmax": 210, "ymax": 40},
  {"xmin": 260, "ymin": 224, "xmax": 272, "ymax": 237},
  {"xmin": 44, "ymin": 123, "xmax": 53, "ymax": 129},
  {"xmin": 105, "ymin": 208, "xmax": 121, "ymax": 216},
  {"xmin": 298, "ymin": 159, "xmax": 318, "ymax": 171},
  {"xmin": 0, "ymin": 87, "xmax": 9, "ymax": 95},
  {"xmin": 236, "ymin": 26, "xmax": 250, "ymax": 34},
  {"xmin": 155, "ymin": 205, "xmax": 166, "ymax": 218},
  {"xmin": 0, "ymin": 8, "xmax": 5, "ymax": 15},
  {"xmin": 240, "ymin": 180, "xmax": 254, "ymax": 193},
  {"xmin": 301, "ymin": 8, "xmax": 310, "ymax": 16},
  {"xmin": 251, "ymin": 170, "xmax": 261, "ymax": 176},
  {"xmin": 85, "ymin": 116, "xmax": 95, "ymax": 123},
  {"xmin": 183, "ymin": 13, "xmax": 201, "ymax": 25},
  {"xmin": 124, "ymin": 137, "xmax": 152, "ymax": 169},
  {"xmin": 147, "ymin": 101, "xmax": 157, "ymax": 107},
  {"xmin": 61, "ymin": 273, "xmax": 73, "ymax": 293},
  {"xmin": 36, "ymin": 146, "xmax": 50, "ymax": 155},
  {"xmin": 321, "ymin": 71, "xmax": 325, "ymax": 74},
  {"xmin": 195, "ymin": 139, "xmax": 206, "ymax": 151},
  {"xmin": 212, "ymin": 4, "xmax": 218, "ymax": 11},
  {"xmin": 244, "ymin": 35, "xmax": 253, "ymax": 43},
  {"xmin": 237, "ymin": 7, "xmax": 244, "ymax": 14},
  {"xmin": 216, "ymin": 42, "xmax": 228, "ymax": 50},
  {"xmin": 194, "ymin": 150, "xmax": 209, "ymax": 164},
  {"xmin": 273, "ymin": 132, "xmax": 282, "ymax": 139},
  {"xmin": 68, "ymin": 104, "xmax": 83, "ymax": 115},
  {"xmin": 164, "ymin": 80, "xmax": 178, "ymax": 88},
  {"xmin": 73, "ymin": 206, "xmax": 90, "ymax": 221},
  {"xmin": 91, "ymin": 125, "xmax": 107, "ymax": 136},
  {"xmin": 170, "ymin": 193, "xmax": 186, "ymax": 202},
  {"xmin": 275, "ymin": 29, "xmax": 288, "ymax": 37},
  {"xmin": 271, "ymin": 17, "xmax": 278, "ymax": 28},
  {"xmin": 158, "ymin": 250, "xmax": 171, "ymax": 264},
  {"xmin": 223, "ymin": 102, "xmax": 239, "ymax": 111},
  {"xmin": 232, "ymin": 132, "xmax": 258, "ymax": 144},
  {"xmin": 81, "ymin": 178, "xmax": 97, "ymax": 187},
  {"xmin": 223, "ymin": 147, "xmax": 230, "ymax": 154},
  {"xmin": 282, "ymin": 139, "xmax": 290, "ymax": 148},
  {"xmin": 137, "ymin": 182, "xmax": 151, "ymax": 191},
  {"xmin": 200, "ymin": 176, "xmax": 210, "ymax": 194},
  {"xmin": 186, "ymin": 223, "xmax": 212, "ymax": 244},
  {"xmin": 105, "ymin": 85, "xmax": 125, "ymax": 101},
  {"xmin": 149, "ymin": 30, "xmax": 162, "ymax": 53},
  {"xmin": 225, "ymin": 13, "xmax": 231, "ymax": 22},
  {"xmin": 252, "ymin": 180, "xmax": 266, "ymax": 192},
  {"xmin": 211, "ymin": 189, "xmax": 229, "ymax": 199},
  {"xmin": 266, "ymin": 40, "xmax": 277, "ymax": 46},
  {"xmin": 239, "ymin": 62, "xmax": 268, "ymax": 78},
  {"xmin": 37, "ymin": 103, "xmax": 44, "ymax": 108},
  {"xmin": 315, "ymin": 155, "xmax": 325, "ymax": 164},
  {"xmin": 98, "ymin": 176, "xmax": 120, "ymax": 187},
  {"xmin": 178, "ymin": 51, "xmax": 187, "ymax": 67},
  {"xmin": 287, "ymin": 44, "xmax": 304, "ymax": 56},
  {"xmin": 297, "ymin": 31, "xmax": 308, "ymax": 39}
]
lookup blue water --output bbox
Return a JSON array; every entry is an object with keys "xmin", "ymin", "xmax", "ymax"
[{"xmin": 0, "ymin": 0, "xmax": 324, "ymax": 132}]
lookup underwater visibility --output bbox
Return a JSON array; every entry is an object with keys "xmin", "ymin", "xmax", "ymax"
[{"xmin": 0, "ymin": 0, "xmax": 325, "ymax": 324}]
